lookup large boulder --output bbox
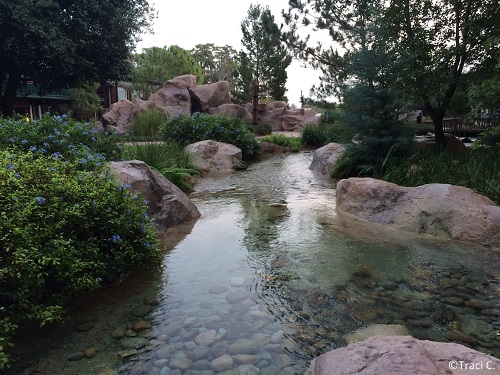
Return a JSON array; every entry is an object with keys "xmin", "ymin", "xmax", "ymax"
[
  {"xmin": 413, "ymin": 133, "xmax": 469, "ymax": 156},
  {"xmin": 148, "ymin": 75, "xmax": 195, "ymax": 117},
  {"xmin": 309, "ymin": 142, "xmax": 345, "ymax": 175},
  {"xmin": 282, "ymin": 108, "xmax": 321, "ymax": 131},
  {"xmin": 101, "ymin": 99, "xmax": 136, "ymax": 134},
  {"xmin": 185, "ymin": 140, "xmax": 246, "ymax": 174},
  {"xmin": 188, "ymin": 81, "xmax": 230, "ymax": 112},
  {"xmin": 308, "ymin": 335, "xmax": 500, "ymax": 375},
  {"xmin": 109, "ymin": 160, "xmax": 201, "ymax": 234},
  {"xmin": 336, "ymin": 177, "xmax": 500, "ymax": 248},
  {"xmin": 209, "ymin": 103, "xmax": 253, "ymax": 123},
  {"xmin": 260, "ymin": 107, "xmax": 287, "ymax": 131}
]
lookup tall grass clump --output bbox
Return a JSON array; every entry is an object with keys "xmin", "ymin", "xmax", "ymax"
[
  {"xmin": 161, "ymin": 113, "xmax": 260, "ymax": 159},
  {"xmin": 258, "ymin": 134, "xmax": 302, "ymax": 152},
  {"xmin": 377, "ymin": 148, "xmax": 500, "ymax": 204},
  {"xmin": 301, "ymin": 121, "xmax": 354, "ymax": 146},
  {"xmin": 130, "ymin": 108, "xmax": 166, "ymax": 138},
  {"xmin": 123, "ymin": 142, "xmax": 200, "ymax": 191}
]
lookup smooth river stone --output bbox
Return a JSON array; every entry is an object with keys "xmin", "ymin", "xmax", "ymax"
[
  {"xmin": 226, "ymin": 291, "xmax": 249, "ymax": 304},
  {"xmin": 133, "ymin": 320, "xmax": 152, "ymax": 332},
  {"xmin": 66, "ymin": 351, "xmax": 85, "ymax": 361},
  {"xmin": 209, "ymin": 286, "xmax": 229, "ymax": 294},
  {"xmin": 237, "ymin": 364, "xmax": 260, "ymax": 375},
  {"xmin": 195, "ymin": 329, "xmax": 218, "ymax": 346},
  {"xmin": 229, "ymin": 339, "xmax": 259, "ymax": 355},
  {"xmin": 169, "ymin": 352, "xmax": 193, "ymax": 371},
  {"xmin": 121, "ymin": 337, "xmax": 149, "ymax": 349},
  {"xmin": 211, "ymin": 354, "xmax": 234, "ymax": 372},
  {"xmin": 132, "ymin": 305, "xmax": 153, "ymax": 317},
  {"xmin": 233, "ymin": 354, "xmax": 260, "ymax": 365},
  {"xmin": 230, "ymin": 277, "xmax": 246, "ymax": 286}
]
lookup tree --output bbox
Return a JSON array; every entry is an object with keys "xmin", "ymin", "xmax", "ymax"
[
  {"xmin": 191, "ymin": 44, "xmax": 238, "ymax": 87},
  {"xmin": 231, "ymin": 51, "xmax": 254, "ymax": 104},
  {"xmin": 237, "ymin": 4, "xmax": 292, "ymax": 102},
  {"xmin": 131, "ymin": 46, "xmax": 204, "ymax": 99},
  {"xmin": 68, "ymin": 82, "xmax": 101, "ymax": 121},
  {"xmin": 283, "ymin": 0, "xmax": 499, "ymax": 147},
  {"xmin": 0, "ymin": 0, "xmax": 154, "ymax": 116}
]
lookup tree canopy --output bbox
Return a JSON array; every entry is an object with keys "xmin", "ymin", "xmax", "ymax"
[
  {"xmin": 191, "ymin": 44, "xmax": 238, "ymax": 88},
  {"xmin": 283, "ymin": 0, "xmax": 499, "ymax": 146},
  {"xmin": 131, "ymin": 45, "xmax": 204, "ymax": 99},
  {"xmin": 234, "ymin": 4, "xmax": 292, "ymax": 103},
  {"xmin": 0, "ymin": 0, "xmax": 155, "ymax": 116}
]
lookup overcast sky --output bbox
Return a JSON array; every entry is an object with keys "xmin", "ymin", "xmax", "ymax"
[{"xmin": 135, "ymin": 0, "xmax": 323, "ymax": 106}]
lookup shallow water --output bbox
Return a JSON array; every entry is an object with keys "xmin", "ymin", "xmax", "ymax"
[{"xmin": 8, "ymin": 152, "xmax": 500, "ymax": 375}]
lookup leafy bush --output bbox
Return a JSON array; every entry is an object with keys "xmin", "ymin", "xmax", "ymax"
[
  {"xmin": 248, "ymin": 123, "xmax": 272, "ymax": 136},
  {"xmin": 131, "ymin": 108, "xmax": 167, "ymax": 137},
  {"xmin": 377, "ymin": 148, "xmax": 500, "ymax": 204},
  {"xmin": 0, "ymin": 114, "xmax": 122, "ymax": 165},
  {"xmin": 161, "ymin": 113, "xmax": 260, "ymax": 159},
  {"xmin": 407, "ymin": 122, "xmax": 435, "ymax": 136},
  {"xmin": 258, "ymin": 134, "xmax": 302, "ymax": 152},
  {"xmin": 123, "ymin": 142, "xmax": 200, "ymax": 191},
  {"xmin": 472, "ymin": 125, "xmax": 500, "ymax": 148},
  {"xmin": 0, "ymin": 151, "xmax": 159, "ymax": 365}
]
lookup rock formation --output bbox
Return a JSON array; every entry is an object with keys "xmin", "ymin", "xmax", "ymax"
[
  {"xmin": 336, "ymin": 177, "xmax": 500, "ymax": 248},
  {"xmin": 109, "ymin": 160, "xmax": 201, "ymax": 234},
  {"xmin": 308, "ymin": 335, "xmax": 500, "ymax": 375},
  {"xmin": 101, "ymin": 75, "xmax": 320, "ymax": 134},
  {"xmin": 185, "ymin": 140, "xmax": 247, "ymax": 174},
  {"xmin": 309, "ymin": 142, "xmax": 345, "ymax": 175}
]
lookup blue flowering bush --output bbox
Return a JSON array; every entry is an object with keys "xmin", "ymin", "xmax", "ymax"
[
  {"xmin": 0, "ymin": 114, "xmax": 122, "ymax": 166},
  {"xmin": 161, "ymin": 113, "xmax": 260, "ymax": 159},
  {"xmin": 0, "ymin": 115, "xmax": 159, "ymax": 369}
]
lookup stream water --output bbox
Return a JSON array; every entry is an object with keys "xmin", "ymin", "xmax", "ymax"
[{"xmin": 7, "ymin": 152, "xmax": 500, "ymax": 375}]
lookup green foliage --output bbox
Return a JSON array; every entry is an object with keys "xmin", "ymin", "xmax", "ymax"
[
  {"xmin": 68, "ymin": 82, "xmax": 102, "ymax": 121},
  {"xmin": 248, "ymin": 123, "xmax": 272, "ymax": 136},
  {"xmin": 301, "ymin": 122, "xmax": 354, "ymax": 146},
  {"xmin": 258, "ymin": 134, "xmax": 302, "ymax": 152},
  {"xmin": 131, "ymin": 108, "xmax": 167, "ymax": 137},
  {"xmin": 236, "ymin": 4, "xmax": 292, "ymax": 102},
  {"xmin": 191, "ymin": 44, "xmax": 238, "ymax": 87},
  {"xmin": 0, "ymin": 151, "xmax": 159, "ymax": 365},
  {"xmin": 332, "ymin": 84, "xmax": 413, "ymax": 178},
  {"xmin": 232, "ymin": 51, "xmax": 254, "ymax": 104},
  {"xmin": 0, "ymin": 0, "xmax": 154, "ymax": 115},
  {"xmin": 161, "ymin": 113, "xmax": 260, "ymax": 159},
  {"xmin": 407, "ymin": 122, "xmax": 435, "ymax": 136},
  {"xmin": 472, "ymin": 125, "xmax": 500, "ymax": 148},
  {"xmin": 0, "ymin": 114, "xmax": 122, "ymax": 165},
  {"xmin": 131, "ymin": 46, "xmax": 204, "ymax": 99},
  {"xmin": 122, "ymin": 142, "xmax": 200, "ymax": 191},
  {"xmin": 377, "ymin": 148, "xmax": 500, "ymax": 204}
]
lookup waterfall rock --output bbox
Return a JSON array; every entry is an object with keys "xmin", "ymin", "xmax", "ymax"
[
  {"xmin": 185, "ymin": 140, "xmax": 246, "ymax": 174},
  {"xmin": 209, "ymin": 103, "xmax": 254, "ymax": 123},
  {"xmin": 148, "ymin": 75, "xmax": 194, "ymax": 117},
  {"xmin": 307, "ymin": 335, "xmax": 500, "ymax": 375},
  {"xmin": 309, "ymin": 142, "xmax": 345, "ymax": 176},
  {"xmin": 109, "ymin": 160, "xmax": 201, "ymax": 234},
  {"xmin": 336, "ymin": 177, "xmax": 500, "ymax": 248}
]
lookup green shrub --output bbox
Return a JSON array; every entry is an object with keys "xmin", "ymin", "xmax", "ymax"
[
  {"xmin": 377, "ymin": 148, "xmax": 500, "ymax": 204},
  {"xmin": 123, "ymin": 142, "xmax": 200, "ymax": 191},
  {"xmin": 301, "ymin": 122, "xmax": 354, "ymax": 146},
  {"xmin": 161, "ymin": 113, "xmax": 260, "ymax": 159},
  {"xmin": 131, "ymin": 108, "xmax": 167, "ymax": 137},
  {"xmin": 0, "ymin": 151, "xmax": 159, "ymax": 366},
  {"xmin": 258, "ymin": 134, "xmax": 302, "ymax": 152},
  {"xmin": 407, "ymin": 121, "xmax": 435, "ymax": 136},
  {"xmin": 0, "ymin": 114, "xmax": 122, "ymax": 165},
  {"xmin": 248, "ymin": 123, "xmax": 272, "ymax": 136},
  {"xmin": 472, "ymin": 125, "xmax": 500, "ymax": 148}
]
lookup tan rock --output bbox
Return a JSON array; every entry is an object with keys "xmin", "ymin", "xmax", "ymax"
[
  {"xmin": 101, "ymin": 99, "xmax": 136, "ymax": 134},
  {"xmin": 209, "ymin": 103, "xmax": 253, "ymax": 123},
  {"xmin": 185, "ymin": 140, "xmax": 246, "ymax": 174},
  {"xmin": 282, "ymin": 108, "xmax": 321, "ymax": 131},
  {"xmin": 148, "ymin": 76, "xmax": 194, "ymax": 117},
  {"xmin": 308, "ymin": 335, "xmax": 500, "ymax": 375},
  {"xmin": 345, "ymin": 324, "xmax": 410, "ymax": 344},
  {"xmin": 309, "ymin": 142, "xmax": 345, "ymax": 176},
  {"xmin": 260, "ymin": 107, "xmax": 286, "ymax": 131},
  {"xmin": 336, "ymin": 177, "xmax": 500, "ymax": 248},
  {"xmin": 188, "ymin": 81, "xmax": 230, "ymax": 112},
  {"xmin": 109, "ymin": 160, "xmax": 201, "ymax": 234}
]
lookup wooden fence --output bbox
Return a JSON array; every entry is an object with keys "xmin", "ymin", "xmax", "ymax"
[{"xmin": 423, "ymin": 117, "xmax": 495, "ymax": 135}]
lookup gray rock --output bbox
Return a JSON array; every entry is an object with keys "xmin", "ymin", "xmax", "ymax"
[
  {"xmin": 186, "ymin": 141, "xmax": 246, "ymax": 175},
  {"xmin": 309, "ymin": 143, "xmax": 345, "ymax": 176},
  {"xmin": 170, "ymin": 352, "xmax": 193, "ymax": 371},
  {"xmin": 121, "ymin": 337, "xmax": 149, "ymax": 350},
  {"xmin": 66, "ymin": 351, "xmax": 85, "ymax": 361},
  {"xmin": 229, "ymin": 339, "xmax": 259, "ymax": 355},
  {"xmin": 211, "ymin": 354, "xmax": 234, "ymax": 372},
  {"xmin": 237, "ymin": 364, "xmax": 261, "ymax": 375},
  {"xmin": 195, "ymin": 329, "xmax": 218, "ymax": 346}
]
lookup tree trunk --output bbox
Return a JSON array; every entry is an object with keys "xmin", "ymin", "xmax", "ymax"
[
  {"xmin": 423, "ymin": 99, "xmax": 447, "ymax": 149},
  {"xmin": 1, "ymin": 73, "xmax": 19, "ymax": 117}
]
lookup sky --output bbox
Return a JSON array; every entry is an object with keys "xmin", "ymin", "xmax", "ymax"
[{"xmin": 135, "ymin": 0, "xmax": 324, "ymax": 106}]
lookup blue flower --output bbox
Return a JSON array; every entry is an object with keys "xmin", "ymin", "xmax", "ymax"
[
  {"xmin": 36, "ymin": 197, "xmax": 46, "ymax": 205},
  {"xmin": 68, "ymin": 144, "xmax": 74, "ymax": 149},
  {"xmin": 145, "ymin": 241, "xmax": 151, "ymax": 248},
  {"xmin": 49, "ymin": 167, "xmax": 55, "ymax": 172},
  {"xmin": 7, "ymin": 164, "xmax": 15, "ymax": 170},
  {"xmin": 62, "ymin": 114, "xmax": 68, "ymax": 119},
  {"xmin": 96, "ymin": 277, "xmax": 103, "ymax": 282},
  {"xmin": 110, "ymin": 235, "xmax": 121, "ymax": 243},
  {"xmin": 21, "ymin": 139, "xmax": 28, "ymax": 144},
  {"xmin": 9, "ymin": 137, "xmax": 16, "ymax": 143},
  {"xmin": 143, "ymin": 199, "xmax": 149, "ymax": 206},
  {"xmin": 39, "ymin": 148, "xmax": 47, "ymax": 154},
  {"xmin": 124, "ymin": 183, "xmax": 131, "ymax": 189},
  {"xmin": 52, "ymin": 152, "xmax": 62, "ymax": 158},
  {"xmin": 14, "ymin": 173, "xmax": 21, "ymax": 179},
  {"xmin": 29, "ymin": 146, "xmax": 37, "ymax": 151},
  {"xmin": 131, "ymin": 195, "xmax": 139, "ymax": 200}
]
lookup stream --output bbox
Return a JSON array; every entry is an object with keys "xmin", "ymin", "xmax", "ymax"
[{"xmin": 7, "ymin": 151, "xmax": 500, "ymax": 375}]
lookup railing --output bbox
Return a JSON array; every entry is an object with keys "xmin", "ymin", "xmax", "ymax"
[{"xmin": 422, "ymin": 117, "xmax": 494, "ymax": 135}]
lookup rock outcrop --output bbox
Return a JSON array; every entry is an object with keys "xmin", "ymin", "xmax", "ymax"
[
  {"xmin": 185, "ymin": 140, "xmax": 247, "ymax": 174},
  {"xmin": 308, "ymin": 335, "xmax": 500, "ymax": 375},
  {"xmin": 209, "ymin": 103, "xmax": 253, "ymax": 123},
  {"xmin": 148, "ymin": 75, "xmax": 194, "ymax": 117},
  {"xmin": 281, "ymin": 108, "xmax": 321, "ymax": 131},
  {"xmin": 309, "ymin": 142, "xmax": 345, "ymax": 176},
  {"xmin": 188, "ymin": 81, "xmax": 230, "ymax": 112},
  {"xmin": 109, "ymin": 160, "xmax": 201, "ymax": 234},
  {"xmin": 336, "ymin": 177, "xmax": 500, "ymax": 248}
]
